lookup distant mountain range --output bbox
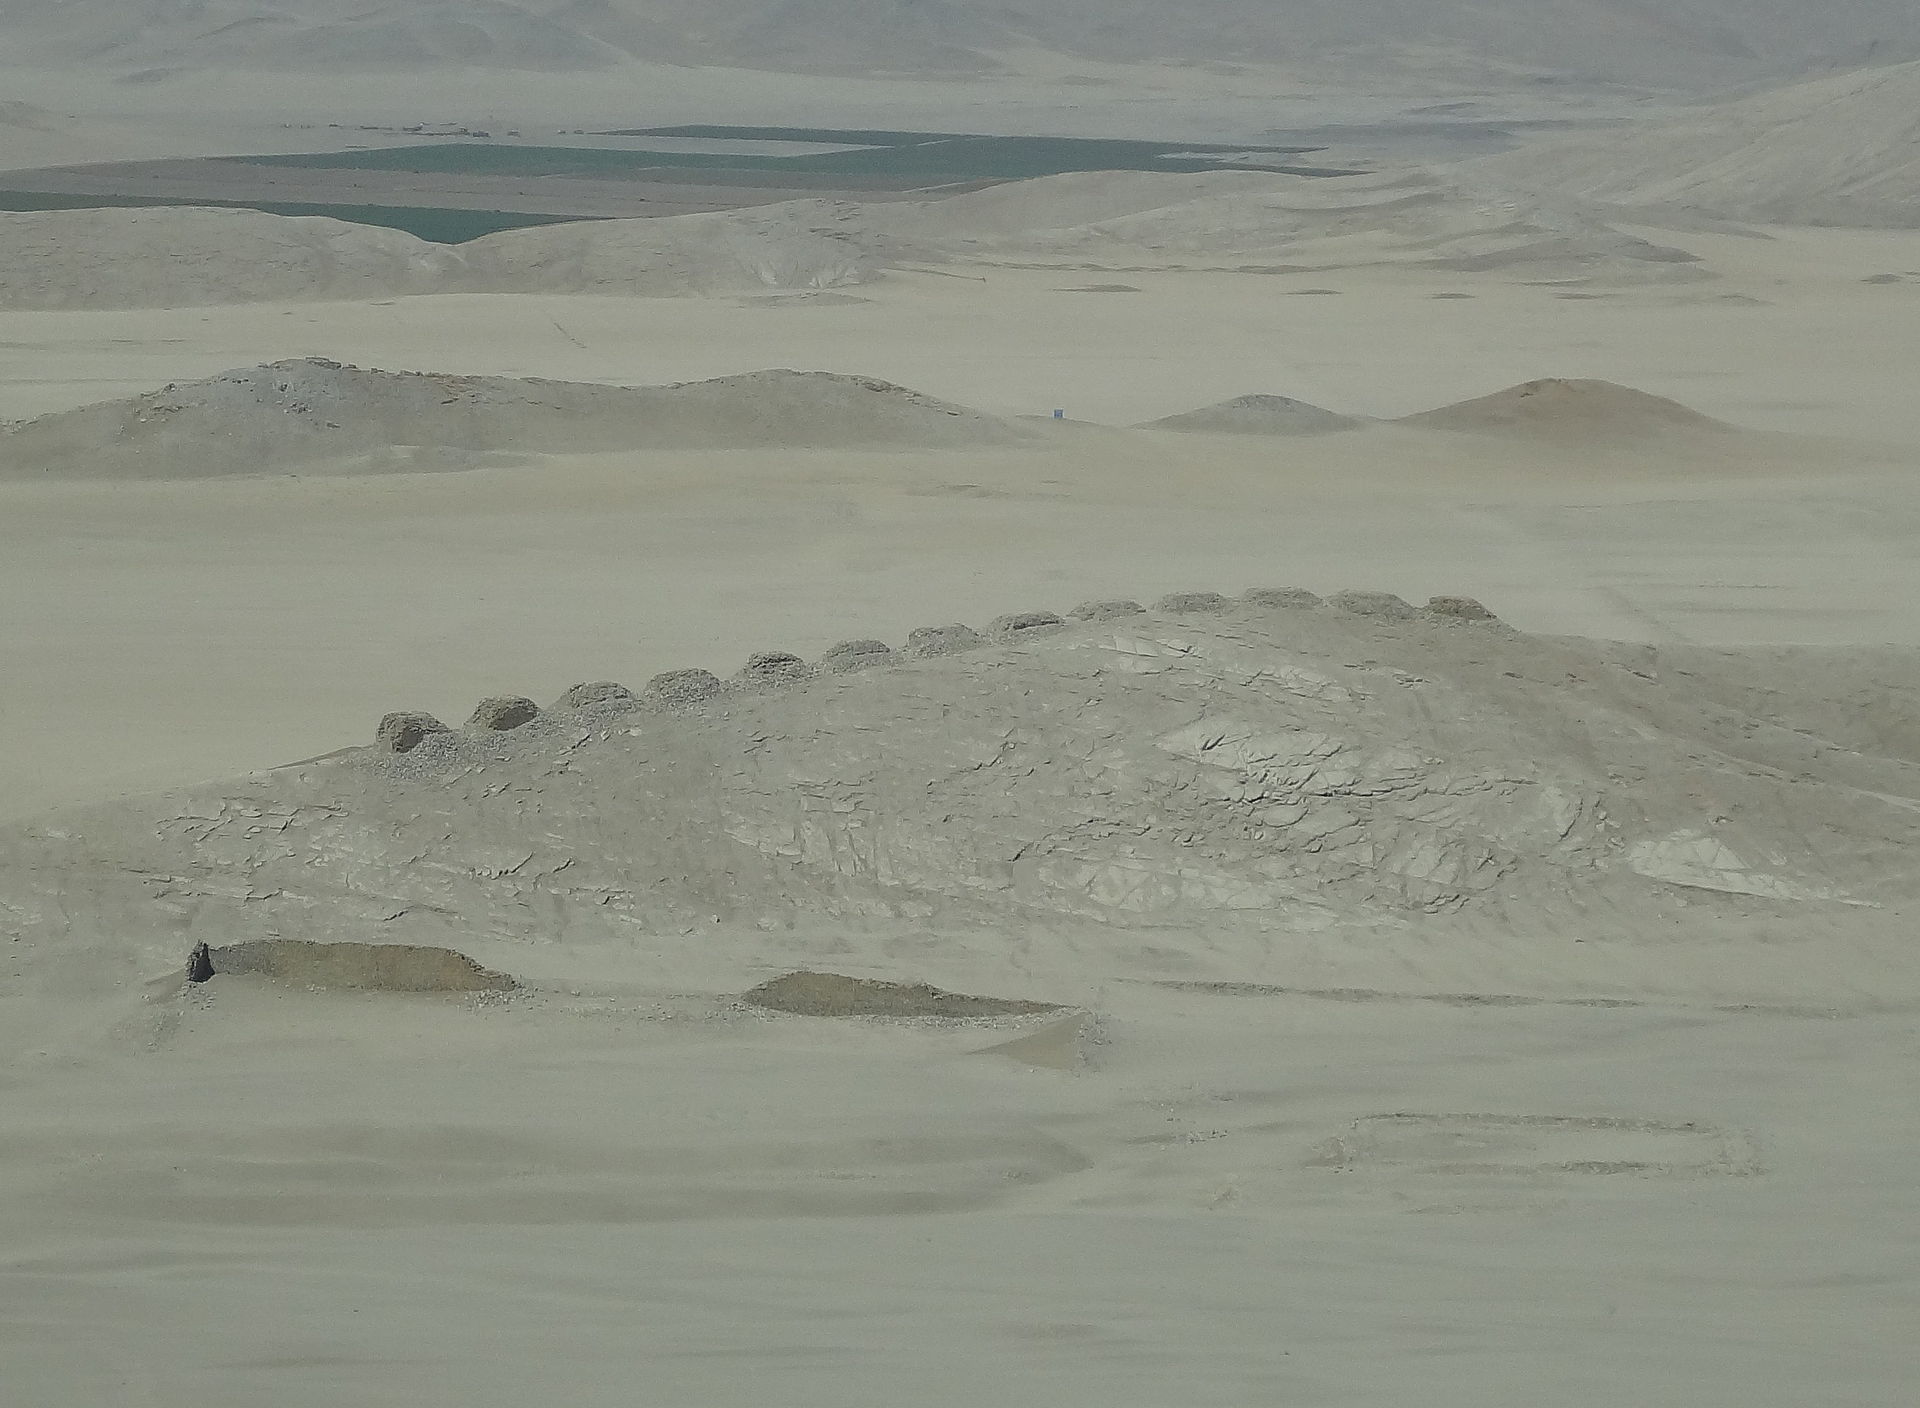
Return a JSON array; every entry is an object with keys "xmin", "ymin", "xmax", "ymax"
[
  {"xmin": 1470, "ymin": 57, "xmax": 1920, "ymax": 228},
  {"xmin": 0, "ymin": 0, "xmax": 1912, "ymax": 88}
]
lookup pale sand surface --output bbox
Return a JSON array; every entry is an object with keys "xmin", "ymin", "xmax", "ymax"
[
  {"xmin": 1472, "ymin": 59, "xmax": 1920, "ymax": 229},
  {"xmin": 5, "ymin": 228, "xmax": 1918, "ymax": 433},
  {"xmin": 3, "ymin": 231, "xmax": 1918, "ymax": 820},
  {"xmin": 2, "ymin": 172, "xmax": 1918, "ymax": 1407},
  {"xmin": 3, "ymin": 976, "xmax": 1912, "ymax": 1407},
  {"xmin": 6, "ymin": 601, "xmax": 1917, "ymax": 1405}
]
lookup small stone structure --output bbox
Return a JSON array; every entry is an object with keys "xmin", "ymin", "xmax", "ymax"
[
  {"xmin": 1155, "ymin": 591, "xmax": 1231, "ymax": 614},
  {"xmin": 555, "ymin": 680, "xmax": 637, "ymax": 710},
  {"xmin": 1328, "ymin": 589, "xmax": 1418, "ymax": 619},
  {"xmin": 376, "ymin": 711, "xmax": 451, "ymax": 753},
  {"xmin": 466, "ymin": 695, "xmax": 539, "ymax": 731},
  {"xmin": 1242, "ymin": 587, "xmax": 1321, "ymax": 610},
  {"xmin": 356, "ymin": 586, "xmax": 1511, "ymax": 765},
  {"xmin": 646, "ymin": 668, "xmax": 723, "ymax": 704},
  {"xmin": 737, "ymin": 651, "xmax": 809, "ymax": 683},
  {"xmin": 1426, "ymin": 595, "xmax": 1498, "ymax": 621},
  {"xmin": 907, "ymin": 623, "xmax": 985, "ymax": 656},
  {"xmin": 822, "ymin": 639, "xmax": 893, "ymax": 672},
  {"xmin": 1069, "ymin": 599, "xmax": 1146, "ymax": 621},
  {"xmin": 988, "ymin": 610, "xmax": 1066, "ymax": 642}
]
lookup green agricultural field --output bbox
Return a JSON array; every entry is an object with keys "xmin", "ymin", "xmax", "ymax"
[
  {"xmin": 3, "ymin": 126, "xmax": 1356, "ymax": 244},
  {"xmin": 237, "ymin": 126, "xmax": 1344, "ymax": 185}
]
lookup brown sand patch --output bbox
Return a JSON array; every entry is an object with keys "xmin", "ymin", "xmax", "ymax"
[
  {"xmin": 743, "ymin": 971, "xmax": 1060, "ymax": 1019},
  {"xmin": 1398, "ymin": 377, "xmax": 1728, "ymax": 442},
  {"xmin": 1144, "ymin": 393, "xmax": 1361, "ymax": 436},
  {"xmin": 205, "ymin": 939, "xmax": 517, "ymax": 993}
]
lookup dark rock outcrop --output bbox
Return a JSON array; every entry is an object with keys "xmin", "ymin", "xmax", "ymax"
[
  {"xmin": 555, "ymin": 680, "xmax": 637, "ymax": 711},
  {"xmin": 1242, "ymin": 587, "xmax": 1322, "ymax": 610},
  {"xmin": 466, "ymin": 695, "xmax": 540, "ymax": 731},
  {"xmin": 1426, "ymin": 595, "xmax": 1498, "ymax": 621},
  {"xmin": 988, "ymin": 610, "xmax": 1066, "ymax": 642},
  {"xmin": 1328, "ymin": 589, "xmax": 1418, "ymax": 619},
  {"xmin": 376, "ymin": 711, "xmax": 451, "ymax": 753},
  {"xmin": 1155, "ymin": 591, "xmax": 1231, "ymax": 614},
  {"xmin": 646, "ymin": 669, "xmax": 723, "ymax": 704},
  {"xmin": 1069, "ymin": 599, "xmax": 1146, "ymax": 621},
  {"xmin": 736, "ymin": 651, "xmax": 809, "ymax": 684},
  {"xmin": 821, "ymin": 639, "xmax": 894, "ymax": 672}
]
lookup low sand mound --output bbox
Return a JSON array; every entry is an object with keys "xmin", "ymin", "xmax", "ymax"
[
  {"xmin": 1473, "ymin": 59, "xmax": 1920, "ymax": 229},
  {"xmin": 456, "ymin": 205, "xmax": 876, "ymax": 297},
  {"xmin": 0, "ymin": 207, "xmax": 455, "ymax": 311},
  {"xmin": 4, "ymin": 600, "xmax": 1915, "ymax": 973},
  {"xmin": 873, "ymin": 171, "xmax": 1295, "ymax": 243},
  {"xmin": 868, "ymin": 169, "xmax": 1708, "ymax": 285},
  {"xmin": 0, "ymin": 359, "xmax": 1027, "ymax": 479},
  {"xmin": 1398, "ymin": 378, "xmax": 1729, "ymax": 443},
  {"xmin": 742, "ymin": 971, "xmax": 1060, "ymax": 1019},
  {"xmin": 0, "ymin": 157, "xmax": 1715, "ymax": 314},
  {"xmin": 0, "ymin": 203, "xmax": 878, "ymax": 311},
  {"xmin": 0, "ymin": 162, "xmax": 1705, "ymax": 313},
  {"xmin": 1144, "ymin": 394, "xmax": 1363, "ymax": 436},
  {"xmin": 201, "ymin": 939, "xmax": 516, "ymax": 993}
]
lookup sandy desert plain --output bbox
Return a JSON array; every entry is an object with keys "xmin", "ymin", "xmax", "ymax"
[{"xmin": 2, "ymin": 27, "xmax": 1919, "ymax": 1408}]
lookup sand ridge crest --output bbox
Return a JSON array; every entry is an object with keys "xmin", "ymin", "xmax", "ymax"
[
  {"xmin": 0, "ymin": 361, "xmax": 1771, "ymax": 479},
  {"xmin": 0, "ymin": 358, "xmax": 1031, "ymax": 478},
  {"xmin": 1141, "ymin": 394, "xmax": 1363, "ymax": 436},
  {"xmin": 1396, "ymin": 377, "xmax": 1733, "ymax": 442},
  {"xmin": 863, "ymin": 168, "xmax": 1710, "ymax": 284},
  {"xmin": 0, "ymin": 202, "xmax": 876, "ymax": 311},
  {"xmin": 0, "ymin": 163, "xmax": 1714, "ymax": 313},
  {"xmin": 1474, "ymin": 57, "xmax": 1920, "ymax": 229}
]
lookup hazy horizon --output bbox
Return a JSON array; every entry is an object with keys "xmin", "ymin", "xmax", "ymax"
[{"xmin": 0, "ymin": 0, "xmax": 1914, "ymax": 91}]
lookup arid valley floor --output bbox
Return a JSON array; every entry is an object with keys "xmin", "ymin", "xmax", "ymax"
[{"xmin": 2, "ymin": 35, "xmax": 1918, "ymax": 1408}]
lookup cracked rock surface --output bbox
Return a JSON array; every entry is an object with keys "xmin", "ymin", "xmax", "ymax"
[{"xmin": 5, "ymin": 607, "xmax": 1916, "ymax": 967}]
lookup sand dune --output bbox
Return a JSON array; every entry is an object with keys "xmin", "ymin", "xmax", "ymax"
[
  {"xmin": 454, "ymin": 204, "xmax": 876, "ymax": 296},
  {"xmin": 0, "ymin": 207, "xmax": 457, "ymax": 310},
  {"xmin": 0, "ymin": 204, "xmax": 877, "ymax": 311},
  {"xmin": 1398, "ymin": 377, "xmax": 1732, "ymax": 443},
  {"xmin": 0, "ymin": 98, "xmax": 50, "ymax": 128},
  {"xmin": 874, "ymin": 170, "xmax": 1301, "ymax": 241},
  {"xmin": 1, "ymin": 363, "xmax": 1774, "ymax": 479},
  {"xmin": 0, "ymin": 360, "xmax": 1802, "ymax": 480},
  {"xmin": 1475, "ymin": 58, "xmax": 1920, "ymax": 228},
  {"xmin": 0, "ymin": 164, "xmax": 1719, "ymax": 312},
  {"xmin": 868, "ymin": 169, "xmax": 1710, "ymax": 283},
  {"xmin": 1142, "ymin": 394, "xmax": 1363, "ymax": 436},
  {"xmin": 0, "ymin": 358, "xmax": 1026, "ymax": 478}
]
